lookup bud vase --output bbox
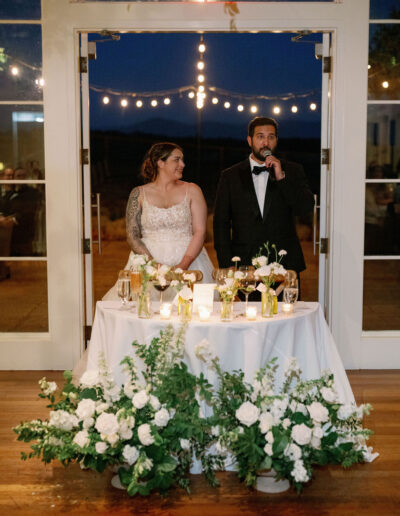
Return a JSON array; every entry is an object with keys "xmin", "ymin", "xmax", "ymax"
[
  {"xmin": 180, "ymin": 299, "xmax": 192, "ymax": 321},
  {"xmin": 220, "ymin": 299, "xmax": 234, "ymax": 322},
  {"xmin": 138, "ymin": 291, "xmax": 151, "ymax": 319},
  {"xmin": 256, "ymin": 469, "xmax": 290, "ymax": 493},
  {"xmin": 261, "ymin": 291, "xmax": 274, "ymax": 318}
]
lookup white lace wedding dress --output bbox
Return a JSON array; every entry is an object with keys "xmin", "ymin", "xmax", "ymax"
[{"xmin": 103, "ymin": 190, "xmax": 214, "ymax": 301}]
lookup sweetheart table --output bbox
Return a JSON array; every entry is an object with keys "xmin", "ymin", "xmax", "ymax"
[{"xmin": 85, "ymin": 301, "xmax": 354, "ymax": 405}]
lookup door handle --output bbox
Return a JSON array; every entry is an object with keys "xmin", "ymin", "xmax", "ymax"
[
  {"xmin": 91, "ymin": 192, "xmax": 102, "ymax": 254},
  {"xmin": 313, "ymin": 194, "xmax": 320, "ymax": 256}
]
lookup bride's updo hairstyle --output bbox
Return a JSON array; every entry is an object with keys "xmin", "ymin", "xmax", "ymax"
[{"xmin": 140, "ymin": 142, "xmax": 183, "ymax": 183}]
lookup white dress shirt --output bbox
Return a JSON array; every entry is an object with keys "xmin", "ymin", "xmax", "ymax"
[{"xmin": 249, "ymin": 155, "xmax": 269, "ymax": 217}]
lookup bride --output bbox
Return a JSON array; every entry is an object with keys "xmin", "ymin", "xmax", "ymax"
[{"xmin": 103, "ymin": 142, "xmax": 214, "ymax": 300}]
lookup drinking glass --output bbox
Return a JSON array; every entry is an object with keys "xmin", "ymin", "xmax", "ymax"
[
  {"xmin": 283, "ymin": 278, "xmax": 299, "ymax": 305},
  {"xmin": 130, "ymin": 269, "xmax": 142, "ymax": 308},
  {"xmin": 214, "ymin": 268, "xmax": 229, "ymax": 286},
  {"xmin": 117, "ymin": 270, "xmax": 131, "ymax": 309},
  {"xmin": 153, "ymin": 280, "xmax": 170, "ymax": 306},
  {"xmin": 238, "ymin": 265, "xmax": 256, "ymax": 313}
]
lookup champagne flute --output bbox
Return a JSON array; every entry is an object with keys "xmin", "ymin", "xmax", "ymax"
[
  {"xmin": 239, "ymin": 265, "xmax": 256, "ymax": 313},
  {"xmin": 130, "ymin": 269, "xmax": 142, "ymax": 309},
  {"xmin": 117, "ymin": 270, "xmax": 131, "ymax": 309}
]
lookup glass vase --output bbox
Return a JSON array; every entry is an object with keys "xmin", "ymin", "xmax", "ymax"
[
  {"xmin": 261, "ymin": 291, "xmax": 274, "ymax": 318},
  {"xmin": 138, "ymin": 291, "xmax": 152, "ymax": 319},
  {"xmin": 180, "ymin": 299, "xmax": 192, "ymax": 321},
  {"xmin": 220, "ymin": 299, "xmax": 234, "ymax": 322}
]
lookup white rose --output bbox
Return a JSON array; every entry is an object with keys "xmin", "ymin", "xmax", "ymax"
[
  {"xmin": 106, "ymin": 433, "xmax": 119, "ymax": 446},
  {"xmin": 83, "ymin": 417, "xmax": 94, "ymax": 429},
  {"xmin": 180, "ymin": 438, "xmax": 191, "ymax": 451},
  {"xmin": 104, "ymin": 384, "xmax": 121, "ymax": 403},
  {"xmin": 291, "ymin": 424, "xmax": 312, "ymax": 446},
  {"xmin": 313, "ymin": 426, "xmax": 324, "ymax": 439},
  {"xmin": 132, "ymin": 390, "xmax": 149, "ymax": 409},
  {"xmin": 76, "ymin": 398, "xmax": 96, "ymax": 420},
  {"xmin": 307, "ymin": 402, "xmax": 329, "ymax": 423},
  {"xmin": 73, "ymin": 430, "xmax": 89, "ymax": 448},
  {"xmin": 311, "ymin": 436, "xmax": 321, "ymax": 449},
  {"xmin": 154, "ymin": 408, "xmax": 170, "ymax": 428},
  {"xmin": 138, "ymin": 424, "xmax": 154, "ymax": 446},
  {"xmin": 122, "ymin": 444, "xmax": 140, "ymax": 465},
  {"xmin": 95, "ymin": 412, "xmax": 119, "ymax": 436},
  {"xmin": 284, "ymin": 443, "xmax": 302, "ymax": 461},
  {"xmin": 264, "ymin": 443, "xmax": 273, "ymax": 456},
  {"xmin": 123, "ymin": 383, "xmax": 135, "ymax": 399},
  {"xmin": 79, "ymin": 370, "xmax": 100, "ymax": 388},
  {"xmin": 149, "ymin": 395, "xmax": 161, "ymax": 411},
  {"xmin": 265, "ymin": 431, "xmax": 274, "ymax": 444},
  {"xmin": 236, "ymin": 402, "xmax": 260, "ymax": 427},
  {"xmin": 95, "ymin": 441, "xmax": 108, "ymax": 454},
  {"xmin": 320, "ymin": 387, "xmax": 338, "ymax": 403},
  {"xmin": 96, "ymin": 402, "xmax": 110, "ymax": 414},
  {"xmin": 295, "ymin": 403, "xmax": 308, "ymax": 416},
  {"xmin": 337, "ymin": 404, "xmax": 355, "ymax": 421},
  {"xmin": 119, "ymin": 427, "xmax": 133, "ymax": 440},
  {"xmin": 283, "ymin": 418, "xmax": 291, "ymax": 430}
]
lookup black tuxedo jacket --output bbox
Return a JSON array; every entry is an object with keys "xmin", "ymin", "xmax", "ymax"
[{"xmin": 213, "ymin": 158, "xmax": 314, "ymax": 272}]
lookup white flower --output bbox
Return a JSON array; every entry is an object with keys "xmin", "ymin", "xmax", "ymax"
[
  {"xmin": 138, "ymin": 424, "xmax": 154, "ymax": 446},
  {"xmin": 104, "ymin": 384, "xmax": 121, "ymax": 403},
  {"xmin": 284, "ymin": 443, "xmax": 302, "ymax": 461},
  {"xmin": 79, "ymin": 370, "xmax": 100, "ymax": 388},
  {"xmin": 211, "ymin": 426, "xmax": 220, "ymax": 436},
  {"xmin": 137, "ymin": 457, "xmax": 153, "ymax": 475},
  {"xmin": 95, "ymin": 441, "xmax": 108, "ymax": 454},
  {"xmin": 291, "ymin": 459, "xmax": 309, "ymax": 483},
  {"xmin": 170, "ymin": 279, "xmax": 179, "ymax": 287},
  {"xmin": 154, "ymin": 408, "xmax": 170, "ymax": 428},
  {"xmin": 320, "ymin": 386, "xmax": 338, "ymax": 403},
  {"xmin": 76, "ymin": 398, "xmax": 96, "ymax": 420},
  {"xmin": 294, "ymin": 402, "xmax": 308, "ymax": 416},
  {"xmin": 252, "ymin": 256, "xmax": 267, "ymax": 267},
  {"xmin": 119, "ymin": 417, "xmax": 135, "ymax": 440},
  {"xmin": 256, "ymin": 282, "xmax": 267, "ymax": 293},
  {"xmin": 48, "ymin": 436, "xmax": 63, "ymax": 447},
  {"xmin": 215, "ymin": 439, "xmax": 228, "ymax": 455},
  {"xmin": 307, "ymin": 401, "xmax": 329, "ymax": 423},
  {"xmin": 313, "ymin": 425, "xmax": 324, "ymax": 439},
  {"xmin": 278, "ymin": 249, "xmax": 287, "ymax": 256},
  {"xmin": 291, "ymin": 424, "xmax": 312, "ymax": 446},
  {"xmin": 236, "ymin": 401, "xmax": 260, "ymax": 427},
  {"xmin": 149, "ymin": 395, "xmax": 161, "ymax": 411},
  {"xmin": 40, "ymin": 380, "xmax": 57, "ymax": 396},
  {"xmin": 131, "ymin": 254, "xmax": 147, "ymax": 267},
  {"xmin": 195, "ymin": 338, "xmax": 215, "ymax": 366},
  {"xmin": 180, "ymin": 438, "xmax": 191, "ymax": 451},
  {"xmin": 123, "ymin": 383, "xmax": 135, "ymax": 399},
  {"xmin": 178, "ymin": 285, "xmax": 193, "ymax": 301},
  {"xmin": 337, "ymin": 404, "xmax": 355, "ymax": 421},
  {"xmin": 265, "ymin": 431, "xmax": 274, "ymax": 444},
  {"xmin": 106, "ymin": 433, "xmax": 119, "ymax": 446},
  {"xmin": 224, "ymin": 277, "xmax": 235, "ymax": 288},
  {"xmin": 234, "ymin": 270, "xmax": 244, "ymax": 280},
  {"xmin": 73, "ymin": 430, "xmax": 90, "ymax": 448},
  {"xmin": 49, "ymin": 410, "xmax": 79, "ymax": 431},
  {"xmin": 83, "ymin": 417, "xmax": 95, "ymax": 429},
  {"xmin": 361, "ymin": 445, "xmax": 379, "ymax": 463},
  {"xmin": 96, "ymin": 402, "xmax": 110, "ymax": 414},
  {"xmin": 283, "ymin": 418, "xmax": 291, "ymax": 430},
  {"xmin": 95, "ymin": 412, "xmax": 119, "ymax": 436},
  {"xmin": 145, "ymin": 264, "xmax": 156, "ymax": 276},
  {"xmin": 259, "ymin": 412, "xmax": 275, "ymax": 433},
  {"xmin": 264, "ymin": 443, "xmax": 273, "ymax": 456},
  {"xmin": 271, "ymin": 397, "xmax": 288, "ymax": 419},
  {"xmin": 123, "ymin": 445, "xmax": 140, "ymax": 465},
  {"xmin": 174, "ymin": 267, "xmax": 183, "ymax": 274},
  {"xmin": 132, "ymin": 390, "xmax": 149, "ymax": 409},
  {"xmin": 183, "ymin": 272, "xmax": 196, "ymax": 284},
  {"xmin": 255, "ymin": 264, "xmax": 271, "ymax": 278},
  {"xmin": 231, "ymin": 256, "xmax": 241, "ymax": 262},
  {"xmin": 311, "ymin": 436, "xmax": 321, "ymax": 449},
  {"xmin": 284, "ymin": 357, "xmax": 301, "ymax": 376}
]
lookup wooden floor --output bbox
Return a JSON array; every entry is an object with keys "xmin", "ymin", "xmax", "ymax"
[{"xmin": 1, "ymin": 370, "xmax": 400, "ymax": 516}]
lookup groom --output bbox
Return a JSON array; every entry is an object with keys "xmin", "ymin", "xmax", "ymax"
[{"xmin": 213, "ymin": 116, "xmax": 314, "ymax": 282}]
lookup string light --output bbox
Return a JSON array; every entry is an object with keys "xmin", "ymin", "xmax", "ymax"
[
  {"xmin": 382, "ymin": 81, "xmax": 389, "ymax": 89},
  {"xmin": 35, "ymin": 77, "xmax": 45, "ymax": 87},
  {"xmin": 197, "ymin": 61, "xmax": 205, "ymax": 70},
  {"xmin": 197, "ymin": 74, "xmax": 205, "ymax": 83},
  {"xmin": 310, "ymin": 102, "xmax": 317, "ymax": 111},
  {"xmin": 198, "ymin": 43, "xmax": 206, "ymax": 53},
  {"xmin": 198, "ymin": 85, "xmax": 205, "ymax": 93},
  {"xmin": 120, "ymin": 98, "xmax": 128, "ymax": 107},
  {"xmin": 151, "ymin": 99, "xmax": 158, "ymax": 107},
  {"xmin": 224, "ymin": 101, "xmax": 231, "ymax": 109},
  {"xmin": 11, "ymin": 66, "xmax": 19, "ymax": 76},
  {"xmin": 188, "ymin": 91, "xmax": 195, "ymax": 99},
  {"xmin": 291, "ymin": 105, "xmax": 298, "ymax": 113},
  {"xmin": 212, "ymin": 97, "xmax": 219, "ymax": 104},
  {"xmin": 164, "ymin": 97, "xmax": 171, "ymax": 105},
  {"xmin": 136, "ymin": 100, "xmax": 143, "ymax": 108},
  {"xmin": 237, "ymin": 104, "xmax": 244, "ymax": 112},
  {"xmin": 273, "ymin": 106, "xmax": 281, "ymax": 115},
  {"xmin": 102, "ymin": 96, "xmax": 110, "ymax": 104},
  {"xmin": 250, "ymin": 105, "xmax": 258, "ymax": 113}
]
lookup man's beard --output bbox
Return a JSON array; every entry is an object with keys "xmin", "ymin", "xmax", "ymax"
[{"xmin": 252, "ymin": 146, "xmax": 271, "ymax": 162}]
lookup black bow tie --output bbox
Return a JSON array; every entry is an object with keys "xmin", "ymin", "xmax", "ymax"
[{"xmin": 252, "ymin": 166, "xmax": 267, "ymax": 176}]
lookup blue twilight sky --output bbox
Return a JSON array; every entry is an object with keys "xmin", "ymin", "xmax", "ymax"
[{"xmin": 88, "ymin": 32, "xmax": 323, "ymax": 139}]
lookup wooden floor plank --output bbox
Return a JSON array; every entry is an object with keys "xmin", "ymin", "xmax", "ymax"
[{"xmin": 1, "ymin": 370, "xmax": 400, "ymax": 516}]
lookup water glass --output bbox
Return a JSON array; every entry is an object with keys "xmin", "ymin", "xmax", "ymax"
[{"xmin": 117, "ymin": 270, "xmax": 131, "ymax": 308}]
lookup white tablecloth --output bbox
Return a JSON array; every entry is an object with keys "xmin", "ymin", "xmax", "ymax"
[{"xmin": 86, "ymin": 301, "xmax": 354, "ymax": 405}]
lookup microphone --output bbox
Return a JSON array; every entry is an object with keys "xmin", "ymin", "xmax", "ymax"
[{"xmin": 262, "ymin": 149, "xmax": 275, "ymax": 180}]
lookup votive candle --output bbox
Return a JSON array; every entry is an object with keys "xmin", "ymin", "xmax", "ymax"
[
  {"xmin": 198, "ymin": 305, "xmax": 211, "ymax": 321},
  {"xmin": 246, "ymin": 306, "xmax": 257, "ymax": 321},
  {"xmin": 160, "ymin": 303, "xmax": 172, "ymax": 320},
  {"xmin": 282, "ymin": 303, "xmax": 294, "ymax": 314}
]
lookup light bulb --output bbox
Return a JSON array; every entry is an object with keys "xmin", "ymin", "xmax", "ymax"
[
  {"xmin": 224, "ymin": 101, "xmax": 231, "ymax": 109},
  {"xmin": 11, "ymin": 66, "xmax": 19, "ymax": 76},
  {"xmin": 197, "ymin": 74, "xmax": 205, "ymax": 83},
  {"xmin": 198, "ymin": 43, "xmax": 206, "ymax": 53},
  {"xmin": 120, "ymin": 99, "xmax": 128, "ymax": 107},
  {"xmin": 198, "ymin": 85, "xmax": 205, "ymax": 93},
  {"xmin": 212, "ymin": 97, "xmax": 218, "ymax": 104},
  {"xmin": 151, "ymin": 99, "xmax": 158, "ymax": 107},
  {"xmin": 237, "ymin": 104, "xmax": 244, "ymax": 112},
  {"xmin": 197, "ymin": 61, "xmax": 205, "ymax": 70},
  {"xmin": 164, "ymin": 97, "xmax": 171, "ymax": 105},
  {"xmin": 102, "ymin": 96, "xmax": 110, "ymax": 105},
  {"xmin": 136, "ymin": 100, "xmax": 143, "ymax": 108},
  {"xmin": 188, "ymin": 91, "xmax": 195, "ymax": 99},
  {"xmin": 273, "ymin": 106, "xmax": 281, "ymax": 115},
  {"xmin": 382, "ymin": 81, "xmax": 389, "ymax": 89},
  {"xmin": 250, "ymin": 105, "xmax": 258, "ymax": 113},
  {"xmin": 310, "ymin": 102, "xmax": 317, "ymax": 111},
  {"xmin": 291, "ymin": 105, "xmax": 298, "ymax": 113}
]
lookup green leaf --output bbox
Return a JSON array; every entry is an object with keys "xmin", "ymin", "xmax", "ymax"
[
  {"xmin": 157, "ymin": 456, "xmax": 178, "ymax": 473},
  {"xmin": 259, "ymin": 456, "xmax": 272, "ymax": 470},
  {"xmin": 79, "ymin": 388, "xmax": 98, "ymax": 400}
]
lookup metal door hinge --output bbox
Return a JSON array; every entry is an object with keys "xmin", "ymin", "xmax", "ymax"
[
  {"xmin": 321, "ymin": 148, "xmax": 330, "ymax": 165},
  {"xmin": 320, "ymin": 238, "xmax": 329, "ymax": 254},
  {"xmin": 80, "ymin": 148, "xmax": 89, "ymax": 165},
  {"xmin": 323, "ymin": 56, "xmax": 332, "ymax": 74},
  {"xmin": 79, "ymin": 56, "xmax": 88, "ymax": 73},
  {"xmin": 83, "ymin": 238, "xmax": 91, "ymax": 254},
  {"xmin": 84, "ymin": 325, "xmax": 92, "ymax": 342}
]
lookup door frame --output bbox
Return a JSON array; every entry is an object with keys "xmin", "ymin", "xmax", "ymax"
[{"xmin": 3, "ymin": 0, "xmax": 386, "ymax": 370}]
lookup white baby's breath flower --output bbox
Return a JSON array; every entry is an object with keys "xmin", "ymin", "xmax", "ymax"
[
  {"xmin": 123, "ymin": 445, "xmax": 140, "ymax": 465},
  {"xmin": 132, "ymin": 390, "xmax": 149, "ymax": 409},
  {"xmin": 73, "ymin": 430, "xmax": 90, "ymax": 448},
  {"xmin": 138, "ymin": 424, "xmax": 154, "ymax": 446},
  {"xmin": 236, "ymin": 401, "xmax": 260, "ymax": 427},
  {"xmin": 95, "ymin": 441, "xmax": 108, "ymax": 454}
]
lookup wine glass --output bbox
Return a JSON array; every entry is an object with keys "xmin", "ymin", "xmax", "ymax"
[
  {"xmin": 239, "ymin": 265, "xmax": 256, "ymax": 313},
  {"xmin": 214, "ymin": 268, "xmax": 229, "ymax": 286},
  {"xmin": 117, "ymin": 270, "xmax": 131, "ymax": 309},
  {"xmin": 153, "ymin": 280, "xmax": 170, "ymax": 306}
]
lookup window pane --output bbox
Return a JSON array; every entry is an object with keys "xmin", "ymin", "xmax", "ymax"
[
  {"xmin": 370, "ymin": 0, "xmax": 400, "ymax": 19},
  {"xmin": 368, "ymin": 24, "xmax": 400, "ymax": 100},
  {"xmin": 363, "ymin": 260, "xmax": 400, "ymax": 330},
  {"xmin": 366, "ymin": 104, "xmax": 400, "ymax": 178},
  {"xmin": 0, "ymin": 105, "xmax": 45, "ymax": 178},
  {"xmin": 0, "ymin": 260, "xmax": 48, "ymax": 331},
  {"xmin": 0, "ymin": 24, "xmax": 42, "ymax": 101},
  {"xmin": 0, "ymin": 183, "xmax": 46, "ymax": 257},
  {"xmin": 0, "ymin": 0, "xmax": 41, "ymax": 20},
  {"xmin": 364, "ymin": 183, "xmax": 400, "ymax": 255}
]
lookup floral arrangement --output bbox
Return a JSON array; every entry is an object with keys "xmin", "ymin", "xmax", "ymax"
[
  {"xmin": 14, "ymin": 326, "xmax": 220, "ymax": 496},
  {"xmin": 196, "ymin": 341, "xmax": 377, "ymax": 493},
  {"xmin": 216, "ymin": 269, "xmax": 244, "ymax": 303},
  {"xmin": 253, "ymin": 243, "xmax": 287, "ymax": 294}
]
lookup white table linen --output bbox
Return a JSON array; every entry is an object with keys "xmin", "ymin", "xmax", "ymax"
[{"xmin": 86, "ymin": 301, "xmax": 354, "ymax": 405}]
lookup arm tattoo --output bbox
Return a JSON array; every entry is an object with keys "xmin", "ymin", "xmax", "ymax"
[{"xmin": 126, "ymin": 187, "xmax": 152, "ymax": 257}]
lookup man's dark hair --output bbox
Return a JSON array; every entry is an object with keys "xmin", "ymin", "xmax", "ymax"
[{"xmin": 248, "ymin": 117, "xmax": 279, "ymax": 138}]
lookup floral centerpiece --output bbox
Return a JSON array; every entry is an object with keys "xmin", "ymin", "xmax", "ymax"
[
  {"xmin": 14, "ymin": 326, "xmax": 220, "ymax": 496},
  {"xmin": 196, "ymin": 341, "xmax": 377, "ymax": 493},
  {"xmin": 170, "ymin": 269, "xmax": 196, "ymax": 319},
  {"xmin": 129, "ymin": 254, "xmax": 157, "ymax": 318},
  {"xmin": 252, "ymin": 243, "xmax": 287, "ymax": 317},
  {"xmin": 216, "ymin": 269, "xmax": 243, "ymax": 321}
]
